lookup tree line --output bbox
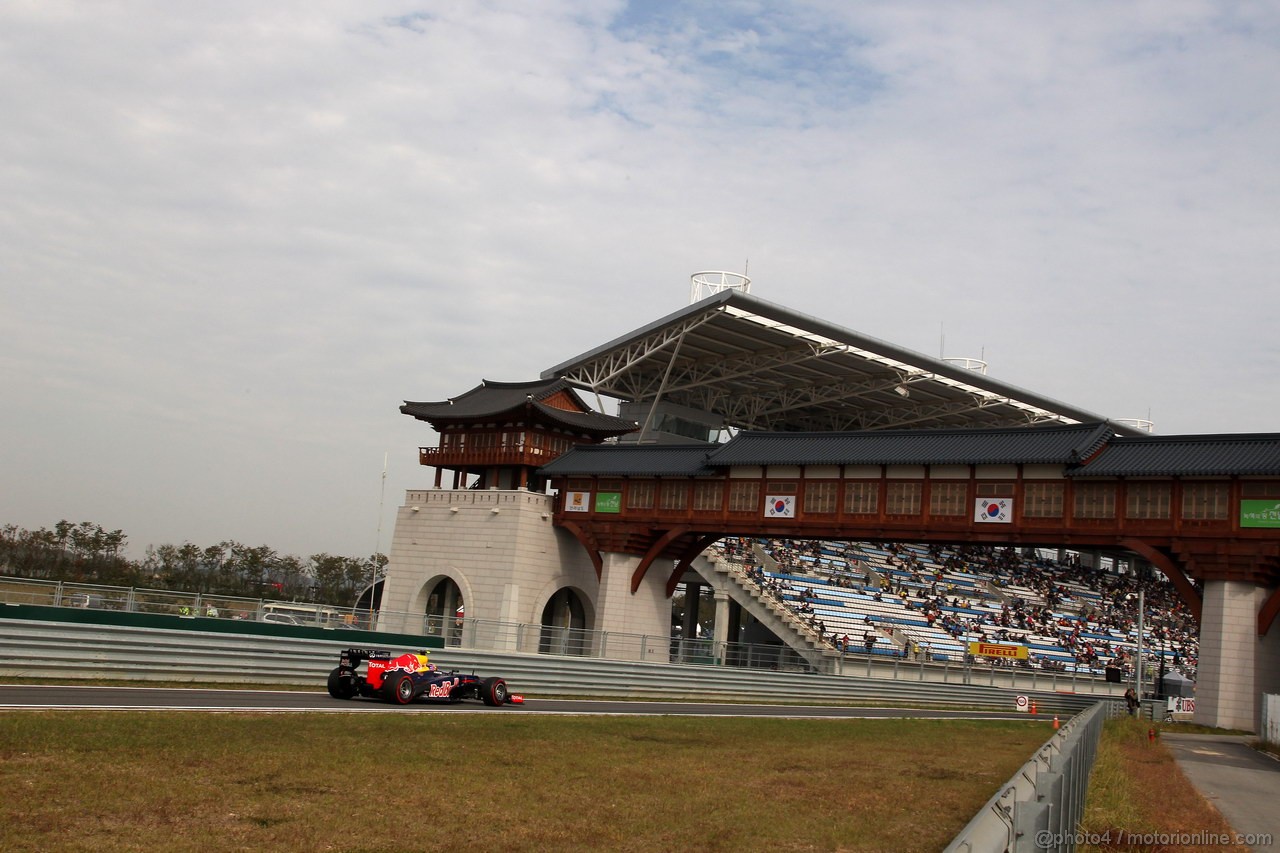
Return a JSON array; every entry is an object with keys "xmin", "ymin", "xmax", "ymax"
[{"xmin": 0, "ymin": 521, "xmax": 386, "ymax": 607}]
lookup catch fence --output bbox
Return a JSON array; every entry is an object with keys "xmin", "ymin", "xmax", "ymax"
[{"xmin": 0, "ymin": 574, "xmax": 1123, "ymax": 696}]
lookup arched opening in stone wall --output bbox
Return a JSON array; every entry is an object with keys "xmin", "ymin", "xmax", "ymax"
[
  {"xmin": 539, "ymin": 587, "xmax": 588, "ymax": 656},
  {"xmin": 424, "ymin": 576, "xmax": 464, "ymax": 647}
]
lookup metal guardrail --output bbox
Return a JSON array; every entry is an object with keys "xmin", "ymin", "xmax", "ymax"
[
  {"xmin": 0, "ymin": 575, "xmax": 381, "ymax": 628},
  {"xmin": 944, "ymin": 700, "xmax": 1113, "ymax": 853},
  {"xmin": 0, "ymin": 614, "xmax": 1109, "ymax": 713},
  {"xmin": 0, "ymin": 575, "xmax": 1126, "ymax": 695}
]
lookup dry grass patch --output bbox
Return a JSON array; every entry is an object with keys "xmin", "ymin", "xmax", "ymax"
[
  {"xmin": 1079, "ymin": 718, "xmax": 1238, "ymax": 852},
  {"xmin": 0, "ymin": 712, "xmax": 1051, "ymax": 852}
]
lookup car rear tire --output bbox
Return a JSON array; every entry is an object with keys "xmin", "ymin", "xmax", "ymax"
[
  {"xmin": 480, "ymin": 677, "xmax": 507, "ymax": 707},
  {"xmin": 386, "ymin": 673, "xmax": 416, "ymax": 705},
  {"xmin": 327, "ymin": 667, "xmax": 357, "ymax": 700}
]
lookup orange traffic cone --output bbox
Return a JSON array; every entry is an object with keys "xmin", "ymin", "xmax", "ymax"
[
  {"xmin": 1030, "ymin": 700, "xmax": 1037, "ymax": 715},
  {"xmin": 1053, "ymin": 716, "xmax": 1060, "ymax": 730}
]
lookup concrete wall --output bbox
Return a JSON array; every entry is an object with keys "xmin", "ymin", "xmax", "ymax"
[
  {"xmin": 594, "ymin": 551, "xmax": 672, "ymax": 643},
  {"xmin": 1196, "ymin": 580, "xmax": 1280, "ymax": 732},
  {"xmin": 380, "ymin": 488, "xmax": 670, "ymax": 646}
]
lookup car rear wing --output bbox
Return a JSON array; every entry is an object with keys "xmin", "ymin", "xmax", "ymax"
[{"xmin": 338, "ymin": 648, "xmax": 391, "ymax": 667}]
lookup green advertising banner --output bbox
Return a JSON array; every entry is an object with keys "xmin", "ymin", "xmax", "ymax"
[
  {"xmin": 595, "ymin": 492, "xmax": 622, "ymax": 514},
  {"xmin": 1240, "ymin": 500, "xmax": 1280, "ymax": 528}
]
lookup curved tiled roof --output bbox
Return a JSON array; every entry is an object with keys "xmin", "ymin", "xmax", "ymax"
[
  {"xmin": 1068, "ymin": 433, "xmax": 1280, "ymax": 477},
  {"xmin": 538, "ymin": 444, "xmax": 717, "ymax": 477},
  {"xmin": 539, "ymin": 423, "xmax": 1280, "ymax": 478},
  {"xmin": 705, "ymin": 422, "xmax": 1114, "ymax": 467},
  {"xmin": 401, "ymin": 378, "xmax": 637, "ymax": 436}
]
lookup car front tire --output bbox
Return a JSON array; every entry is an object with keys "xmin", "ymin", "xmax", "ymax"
[{"xmin": 480, "ymin": 677, "xmax": 507, "ymax": 707}]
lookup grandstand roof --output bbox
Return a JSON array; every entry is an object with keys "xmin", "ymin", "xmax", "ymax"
[
  {"xmin": 542, "ymin": 290, "xmax": 1139, "ymax": 435},
  {"xmin": 401, "ymin": 378, "xmax": 637, "ymax": 436},
  {"xmin": 1068, "ymin": 433, "xmax": 1280, "ymax": 477}
]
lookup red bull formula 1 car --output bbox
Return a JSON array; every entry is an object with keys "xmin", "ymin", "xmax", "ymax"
[{"xmin": 326, "ymin": 648, "xmax": 522, "ymax": 707}]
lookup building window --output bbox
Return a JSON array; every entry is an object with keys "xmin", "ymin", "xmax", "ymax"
[
  {"xmin": 804, "ymin": 481, "xmax": 838, "ymax": 515},
  {"xmin": 1125, "ymin": 483, "xmax": 1171, "ymax": 520},
  {"xmin": 929, "ymin": 482, "xmax": 967, "ymax": 517},
  {"xmin": 627, "ymin": 480, "xmax": 654, "ymax": 510},
  {"xmin": 1242, "ymin": 482, "xmax": 1280, "ymax": 498},
  {"xmin": 693, "ymin": 481, "xmax": 724, "ymax": 511},
  {"xmin": 886, "ymin": 482, "xmax": 922, "ymax": 515},
  {"xmin": 1182, "ymin": 482, "xmax": 1229, "ymax": 521},
  {"xmin": 1023, "ymin": 482, "xmax": 1064, "ymax": 518},
  {"xmin": 729, "ymin": 481, "xmax": 760, "ymax": 513},
  {"xmin": 659, "ymin": 480, "xmax": 688, "ymax": 511},
  {"xmin": 976, "ymin": 482, "xmax": 1015, "ymax": 497},
  {"xmin": 1074, "ymin": 482, "xmax": 1116, "ymax": 519},
  {"xmin": 844, "ymin": 481, "xmax": 879, "ymax": 514}
]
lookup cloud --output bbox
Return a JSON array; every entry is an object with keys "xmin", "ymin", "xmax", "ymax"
[{"xmin": 1, "ymin": 1, "xmax": 1277, "ymax": 559}]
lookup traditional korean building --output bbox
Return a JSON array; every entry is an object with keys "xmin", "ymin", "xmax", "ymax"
[
  {"xmin": 400, "ymin": 378, "xmax": 637, "ymax": 492},
  {"xmin": 380, "ymin": 379, "xmax": 646, "ymax": 654}
]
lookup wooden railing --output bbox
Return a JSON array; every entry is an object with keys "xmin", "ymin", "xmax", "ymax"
[{"xmin": 418, "ymin": 446, "xmax": 559, "ymax": 468}]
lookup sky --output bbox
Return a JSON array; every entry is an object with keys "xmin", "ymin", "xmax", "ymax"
[{"xmin": 2, "ymin": 1, "xmax": 1278, "ymax": 562}]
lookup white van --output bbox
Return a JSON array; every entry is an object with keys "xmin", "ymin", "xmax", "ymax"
[{"xmin": 260, "ymin": 602, "xmax": 342, "ymax": 627}]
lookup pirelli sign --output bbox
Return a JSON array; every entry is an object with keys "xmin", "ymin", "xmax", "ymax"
[{"xmin": 968, "ymin": 641, "xmax": 1029, "ymax": 660}]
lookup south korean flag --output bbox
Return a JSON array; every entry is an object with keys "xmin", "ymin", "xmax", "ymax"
[
  {"xmin": 765, "ymin": 495, "xmax": 795, "ymax": 518},
  {"xmin": 974, "ymin": 498, "xmax": 1012, "ymax": 523}
]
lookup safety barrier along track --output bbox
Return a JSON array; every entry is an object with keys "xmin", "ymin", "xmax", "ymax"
[{"xmin": 0, "ymin": 613, "xmax": 1110, "ymax": 715}]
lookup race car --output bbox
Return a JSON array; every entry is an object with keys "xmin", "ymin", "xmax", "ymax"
[{"xmin": 326, "ymin": 648, "xmax": 522, "ymax": 707}]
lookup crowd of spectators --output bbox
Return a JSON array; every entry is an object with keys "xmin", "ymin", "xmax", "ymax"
[{"xmin": 709, "ymin": 536, "xmax": 1198, "ymax": 681}]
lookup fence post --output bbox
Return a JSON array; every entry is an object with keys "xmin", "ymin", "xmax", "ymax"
[{"xmin": 1263, "ymin": 694, "xmax": 1280, "ymax": 745}]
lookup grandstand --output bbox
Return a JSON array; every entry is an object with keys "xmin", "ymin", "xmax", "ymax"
[
  {"xmin": 706, "ymin": 537, "xmax": 1197, "ymax": 684},
  {"xmin": 388, "ymin": 281, "xmax": 1280, "ymax": 729}
]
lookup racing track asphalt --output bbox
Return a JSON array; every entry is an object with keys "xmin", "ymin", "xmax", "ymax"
[
  {"xmin": 0, "ymin": 684, "xmax": 1050, "ymax": 720},
  {"xmin": 1164, "ymin": 733, "xmax": 1280, "ymax": 845}
]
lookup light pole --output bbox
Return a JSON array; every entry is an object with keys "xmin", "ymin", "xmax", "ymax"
[
  {"xmin": 1134, "ymin": 588, "xmax": 1145, "ymax": 699},
  {"xmin": 1155, "ymin": 620, "xmax": 1167, "ymax": 701}
]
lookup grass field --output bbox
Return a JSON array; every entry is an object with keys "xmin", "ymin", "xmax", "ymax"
[
  {"xmin": 1079, "ymin": 718, "xmax": 1241, "ymax": 853},
  {"xmin": 0, "ymin": 711, "xmax": 1053, "ymax": 853}
]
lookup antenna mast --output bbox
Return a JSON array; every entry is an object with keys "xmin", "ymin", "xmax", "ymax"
[{"xmin": 689, "ymin": 270, "xmax": 751, "ymax": 303}]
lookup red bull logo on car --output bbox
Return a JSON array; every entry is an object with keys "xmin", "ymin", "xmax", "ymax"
[
  {"xmin": 386, "ymin": 652, "xmax": 432, "ymax": 673},
  {"xmin": 428, "ymin": 679, "xmax": 459, "ymax": 698}
]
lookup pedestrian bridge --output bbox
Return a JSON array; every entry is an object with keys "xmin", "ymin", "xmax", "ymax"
[{"xmin": 541, "ymin": 421, "xmax": 1280, "ymax": 731}]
